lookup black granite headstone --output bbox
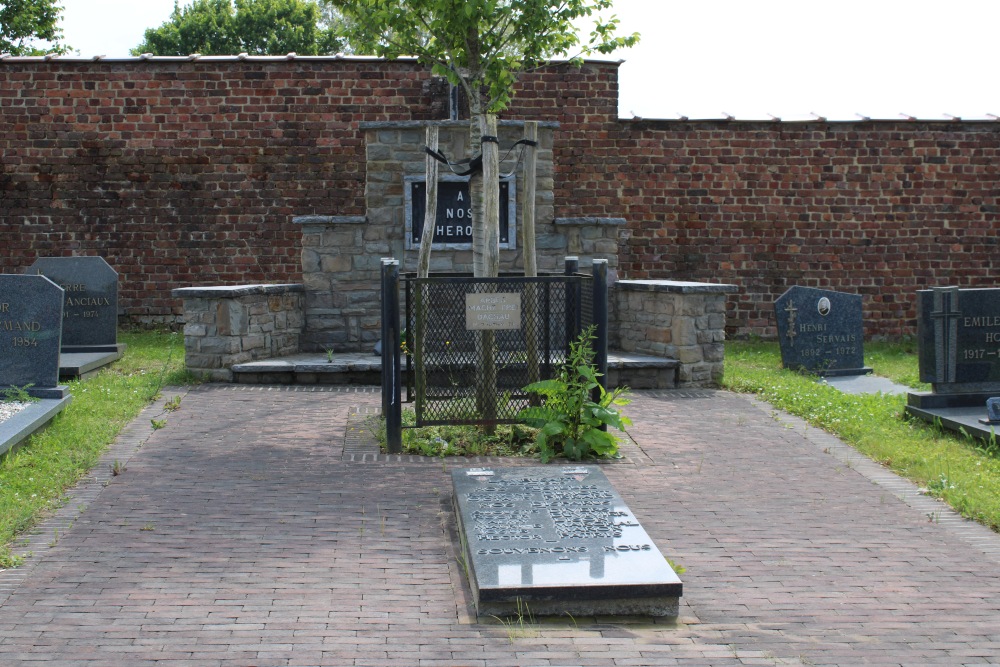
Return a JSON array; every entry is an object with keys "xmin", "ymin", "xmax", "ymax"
[
  {"xmin": 28, "ymin": 256, "xmax": 119, "ymax": 352},
  {"xmin": 774, "ymin": 286, "xmax": 870, "ymax": 376},
  {"xmin": 452, "ymin": 466, "xmax": 682, "ymax": 617},
  {"xmin": 907, "ymin": 287, "xmax": 1000, "ymax": 439},
  {"xmin": 0, "ymin": 274, "xmax": 68, "ymax": 399},
  {"xmin": 916, "ymin": 287, "xmax": 1000, "ymax": 392}
]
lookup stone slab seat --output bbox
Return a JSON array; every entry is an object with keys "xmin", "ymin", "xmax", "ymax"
[{"xmin": 230, "ymin": 351, "xmax": 678, "ymax": 389}]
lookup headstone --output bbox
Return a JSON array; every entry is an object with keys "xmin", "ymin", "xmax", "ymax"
[
  {"xmin": 28, "ymin": 256, "xmax": 119, "ymax": 352},
  {"xmin": 0, "ymin": 274, "xmax": 69, "ymax": 399},
  {"xmin": 907, "ymin": 287, "xmax": 1000, "ymax": 439},
  {"xmin": 916, "ymin": 287, "xmax": 1000, "ymax": 392},
  {"xmin": 774, "ymin": 286, "xmax": 871, "ymax": 376},
  {"xmin": 452, "ymin": 465, "xmax": 682, "ymax": 617}
]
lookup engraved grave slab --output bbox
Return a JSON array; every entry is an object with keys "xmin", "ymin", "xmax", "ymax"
[
  {"xmin": 0, "ymin": 274, "xmax": 68, "ymax": 399},
  {"xmin": 774, "ymin": 286, "xmax": 870, "ymax": 376},
  {"xmin": 452, "ymin": 466, "xmax": 682, "ymax": 617}
]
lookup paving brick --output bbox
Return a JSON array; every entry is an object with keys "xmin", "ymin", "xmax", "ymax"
[{"xmin": 3, "ymin": 386, "xmax": 1000, "ymax": 665}]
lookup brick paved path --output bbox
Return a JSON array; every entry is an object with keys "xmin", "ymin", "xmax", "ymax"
[{"xmin": 2, "ymin": 385, "xmax": 1000, "ymax": 666}]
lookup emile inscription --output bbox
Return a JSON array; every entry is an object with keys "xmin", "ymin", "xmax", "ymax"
[{"xmin": 958, "ymin": 313, "xmax": 1000, "ymax": 360}]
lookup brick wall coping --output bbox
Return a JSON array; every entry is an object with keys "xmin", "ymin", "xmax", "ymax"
[
  {"xmin": 616, "ymin": 280, "xmax": 739, "ymax": 294},
  {"xmin": 359, "ymin": 120, "xmax": 560, "ymax": 130},
  {"xmin": 172, "ymin": 284, "xmax": 305, "ymax": 299},
  {"xmin": 554, "ymin": 217, "xmax": 627, "ymax": 226},
  {"xmin": 292, "ymin": 216, "xmax": 366, "ymax": 226}
]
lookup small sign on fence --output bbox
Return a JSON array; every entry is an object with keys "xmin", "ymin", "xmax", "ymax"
[{"xmin": 465, "ymin": 292, "xmax": 521, "ymax": 330}]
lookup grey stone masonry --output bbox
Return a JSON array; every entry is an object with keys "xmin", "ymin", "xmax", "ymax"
[
  {"xmin": 297, "ymin": 120, "xmax": 625, "ymax": 353},
  {"xmin": 171, "ymin": 284, "xmax": 304, "ymax": 381},
  {"xmin": 615, "ymin": 280, "xmax": 738, "ymax": 387}
]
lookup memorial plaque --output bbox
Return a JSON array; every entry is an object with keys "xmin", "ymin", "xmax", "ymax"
[
  {"xmin": 452, "ymin": 466, "xmax": 682, "ymax": 617},
  {"xmin": 28, "ymin": 256, "xmax": 119, "ymax": 352},
  {"xmin": 917, "ymin": 287, "xmax": 1000, "ymax": 391},
  {"xmin": 465, "ymin": 292, "xmax": 521, "ymax": 330},
  {"xmin": 406, "ymin": 178, "xmax": 514, "ymax": 248},
  {"xmin": 0, "ymin": 274, "xmax": 68, "ymax": 399},
  {"xmin": 775, "ymin": 286, "xmax": 870, "ymax": 376}
]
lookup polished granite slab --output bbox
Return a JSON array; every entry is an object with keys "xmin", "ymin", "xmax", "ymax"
[{"xmin": 452, "ymin": 465, "xmax": 682, "ymax": 617}]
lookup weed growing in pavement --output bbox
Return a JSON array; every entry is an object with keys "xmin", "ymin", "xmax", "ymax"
[{"xmin": 491, "ymin": 598, "xmax": 538, "ymax": 643}]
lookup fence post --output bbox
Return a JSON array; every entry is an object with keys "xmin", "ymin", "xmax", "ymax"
[
  {"xmin": 592, "ymin": 259, "xmax": 609, "ymax": 406},
  {"xmin": 564, "ymin": 256, "xmax": 580, "ymax": 351},
  {"xmin": 381, "ymin": 258, "xmax": 402, "ymax": 454}
]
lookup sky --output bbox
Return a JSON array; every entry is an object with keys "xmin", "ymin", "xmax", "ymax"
[{"xmin": 53, "ymin": 0, "xmax": 1000, "ymax": 121}]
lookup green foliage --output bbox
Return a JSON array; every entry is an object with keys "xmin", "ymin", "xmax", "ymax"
[
  {"xmin": 1, "ymin": 384, "xmax": 39, "ymax": 404},
  {"xmin": 374, "ymin": 409, "xmax": 538, "ymax": 457},
  {"xmin": 133, "ymin": 0, "xmax": 343, "ymax": 56},
  {"xmin": 0, "ymin": 331, "xmax": 189, "ymax": 569},
  {"xmin": 332, "ymin": 0, "xmax": 639, "ymax": 113},
  {"xmin": 724, "ymin": 339, "xmax": 1000, "ymax": 533},
  {"xmin": 518, "ymin": 326, "xmax": 630, "ymax": 462},
  {"xmin": 0, "ymin": 0, "xmax": 69, "ymax": 55}
]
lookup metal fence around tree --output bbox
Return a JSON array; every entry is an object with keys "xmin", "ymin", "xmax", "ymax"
[{"xmin": 380, "ymin": 258, "xmax": 609, "ymax": 451}]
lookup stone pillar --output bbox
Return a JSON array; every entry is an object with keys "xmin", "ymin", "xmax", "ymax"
[
  {"xmin": 172, "ymin": 284, "xmax": 304, "ymax": 381},
  {"xmin": 614, "ymin": 280, "xmax": 738, "ymax": 387}
]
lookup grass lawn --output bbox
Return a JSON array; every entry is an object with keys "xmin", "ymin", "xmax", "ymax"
[
  {"xmin": 724, "ymin": 340, "xmax": 1000, "ymax": 532},
  {"xmin": 0, "ymin": 330, "xmax": 191, "ymax": 568}
]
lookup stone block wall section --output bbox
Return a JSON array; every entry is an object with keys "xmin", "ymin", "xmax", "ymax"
[
  {"xmin": 615, "ymin": 280, "xmax": 738, "ymax": 386},
  {"xmin": 2, "ymin": 57, "xmax": 999, "ymax": 338},
  {"xmin": 171, "ymin": 284, "xmax": 304, "ymax": 381}
]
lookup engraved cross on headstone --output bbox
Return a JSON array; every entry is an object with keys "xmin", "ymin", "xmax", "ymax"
[
  {"xmin": 784, "ymin": 300, "xmax": 798, "ymax": 346},
  {"xmin": 930, "ymin": 287, "xmax": 962, "ymax": 383}
]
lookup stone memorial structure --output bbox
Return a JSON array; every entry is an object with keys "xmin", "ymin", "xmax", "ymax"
[
  {"xmin": 452, "ymin": 465, "xmax": 682, "ymax": 617},
  {"xmin": 774, "ymin": 286, "xmax": 871, "ymax": 376},
  {"xmin": 28, "ymin": 256, "xmax": 123, "ymax": 379},
  {"xmin": 907, "ymin": 286, "xmax": 1000, "ymax": 438}
]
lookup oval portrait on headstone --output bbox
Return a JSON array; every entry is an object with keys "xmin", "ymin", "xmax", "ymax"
[{"xmin": 817, "ymin": 297, "xmax": 831, "ymax": 316}]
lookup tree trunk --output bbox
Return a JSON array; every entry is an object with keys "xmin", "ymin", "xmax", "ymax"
[
  {"xmin": 414, "ymin": 125, "xmax": 439, "ymax": 418},
  {"xmin": 476, "ymin": 114, "xmax": 500, "ymax": 428}
]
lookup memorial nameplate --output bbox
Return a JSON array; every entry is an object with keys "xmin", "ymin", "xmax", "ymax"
[
  {"xmin": 28, "ymin": 256, "xmax": 119, "ymax": 352},
  {"xmin": 452, "ymin": 466, "xmax": 682, "ymax": 617},
  {"xmin": 917, "ymin": 287, "xmax": 1000, "ymax": 392},
  {"xmin": 465, "ymin": 293, "xmax": 521, "ymax": 330},
  {"xmin": 774, "ymin": 286, "xmax": 870, "ymax": 376},
  {"xmin": 406, "ymin": 178, "xmax": 515, "ymax": 248},
  {"xmin": 0, "ymin": 274, "xmax": 68, "ymax": 399}
]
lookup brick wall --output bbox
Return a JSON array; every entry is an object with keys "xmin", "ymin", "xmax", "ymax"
[
  {"xmin": 609, "ymin": 121, "xmax": 1000, "ymax": 337},
  {"xmin": 2, "ymin": 57, "xmax": 998, "ymax": 337}
]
